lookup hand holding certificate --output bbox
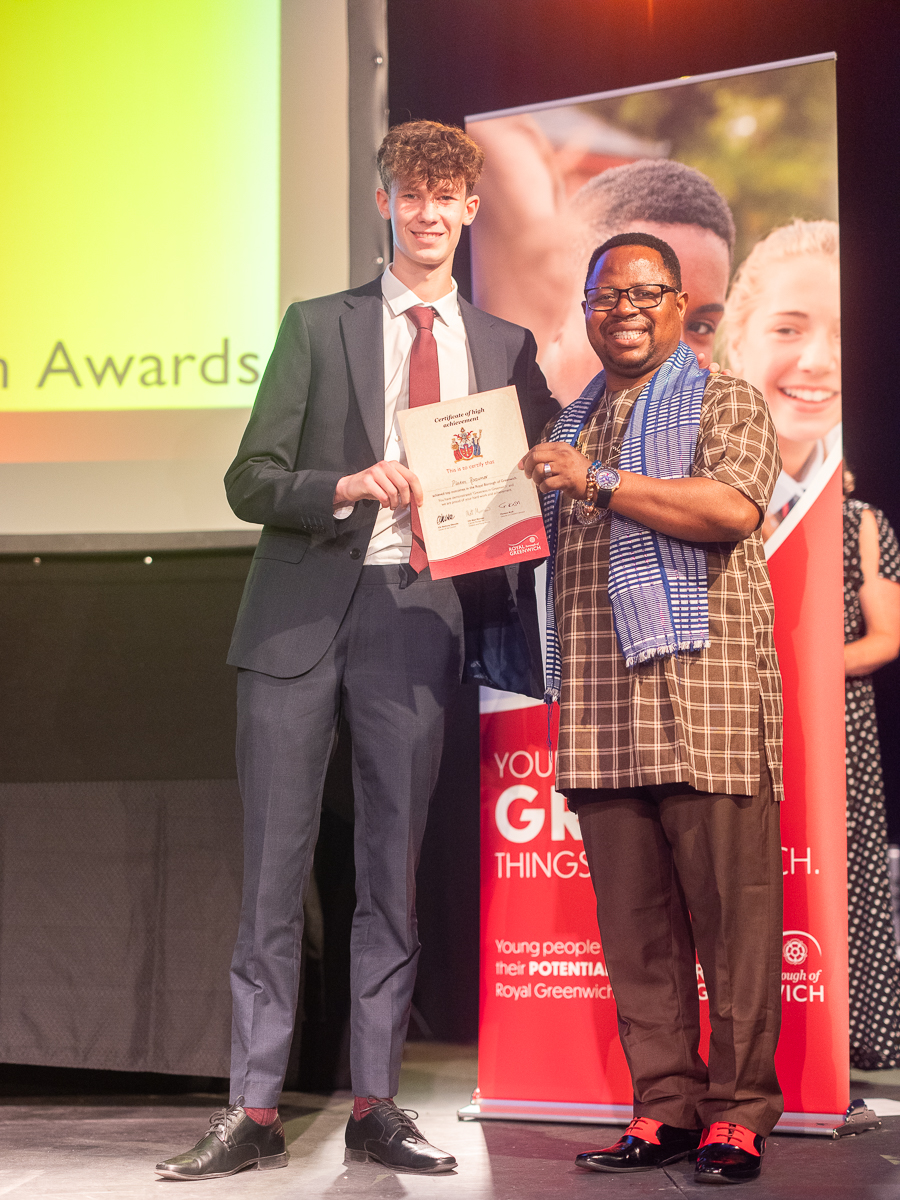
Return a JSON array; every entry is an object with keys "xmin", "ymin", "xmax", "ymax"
[{"xmin": 398, "ymin": 386, "xmax": 549, "ymax": 580}]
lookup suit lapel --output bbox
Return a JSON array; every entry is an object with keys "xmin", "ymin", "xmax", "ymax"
[
  {"xmin": 341, "ymin": 288, "xmax": 509, "ymax": 461},
  {"xmin": 460, "ymin": 299, "xmax": 508, "ymax": 392},
  {"xmin": 340, "ymin": 281, "xmax": 386, "ymax": 462}
]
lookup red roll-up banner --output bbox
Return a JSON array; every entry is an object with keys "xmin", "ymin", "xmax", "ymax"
[
  {"xmin": 463, "ymin": 56, "xmax": 845, "ymax": 1135},
  {"xmin": 465, "ymin": 456, "xmax": 848, "ymax": 1133}
]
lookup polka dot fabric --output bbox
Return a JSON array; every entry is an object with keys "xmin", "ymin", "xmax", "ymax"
[{"xmin": 844, "ymin": 498, "xmax": 900, "ymax": 1069}]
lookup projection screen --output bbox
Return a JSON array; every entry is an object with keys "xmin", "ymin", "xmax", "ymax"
[{"xmin": 0, "ymin": 0, "xmax": 355, "ymax": 550}]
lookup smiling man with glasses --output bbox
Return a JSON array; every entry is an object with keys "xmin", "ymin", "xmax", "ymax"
[{"xmin": 521, "ymin": 231, "xmax": 785, "ymax": 1186}]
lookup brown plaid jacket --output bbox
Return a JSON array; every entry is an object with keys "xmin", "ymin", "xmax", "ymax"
[{"xmin": 553, "ymin": 373, "xmax": 784, "ymax": 800}]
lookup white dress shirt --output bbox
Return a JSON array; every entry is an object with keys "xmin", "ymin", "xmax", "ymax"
[{"xmin": 336, "ymin": 266, "xmax": 476, "ymax": 565}]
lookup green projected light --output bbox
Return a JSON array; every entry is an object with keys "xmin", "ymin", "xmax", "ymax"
[{"xmin": 0, "ymin": 0, "xmax": 279, "ymax": 412}]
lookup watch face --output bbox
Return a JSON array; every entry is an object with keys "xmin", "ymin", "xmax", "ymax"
[{"xmin": 593, "ymin": 467, "xmax": 621, "ymax": 492}]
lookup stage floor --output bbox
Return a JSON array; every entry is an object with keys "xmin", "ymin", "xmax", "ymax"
[{"xmin": 2, "ymin": 1046, "xmax": 900, "ymax": 1198}]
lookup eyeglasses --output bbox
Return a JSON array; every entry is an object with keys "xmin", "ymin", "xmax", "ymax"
[{"xmin": 584, "ymin": 284, "xmax": 679, "ymax": 312}]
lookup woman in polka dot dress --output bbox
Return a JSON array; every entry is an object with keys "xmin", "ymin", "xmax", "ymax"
[{"xmin": 844, "ymin": 471, "xmax": 900, "ymax": 1068}]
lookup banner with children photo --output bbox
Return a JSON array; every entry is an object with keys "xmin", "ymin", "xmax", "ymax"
[{"xmin": 464, "ymin": 54, "xmax": 850, "ymax": 1130}]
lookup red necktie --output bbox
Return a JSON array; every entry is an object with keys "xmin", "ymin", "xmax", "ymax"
[{"xmin": 406, "ymin": 305, "xmax": 440, "ymax": 573}]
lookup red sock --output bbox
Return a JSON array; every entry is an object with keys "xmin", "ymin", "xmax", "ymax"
[
  {"xmin": 244, "ymin": 1107, "xmax": 278, "ymax": 1125},
  {"xmin": 353, "ymin": 1096, "xmax": 392, "ymax": 1121}
]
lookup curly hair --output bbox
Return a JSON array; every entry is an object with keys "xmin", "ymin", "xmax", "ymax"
[
  {"xmin": 377, "ymin": 121, "xmax": 485, "ymax": 195},
  {"xmin": 723, "ymin": 219, "xmax": 839, "ymax": 369}
]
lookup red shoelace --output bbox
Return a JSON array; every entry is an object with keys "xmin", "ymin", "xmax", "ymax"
[
  {"xmin": 700, "ymin": 1122, "xmax": 760, "ymax": 1156},
  {"xmin": 622, "ymin": 1117, "xmax": 663, "ymax": 1145}
]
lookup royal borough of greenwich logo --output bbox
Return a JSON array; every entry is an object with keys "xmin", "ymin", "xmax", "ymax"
[
  {"xmin": 452, "ymin": 427, "xmax": 482, "ymax": 462},
  {"xmin": 782, "ymin": 936, "xmax": 808, "ymax": 966},
  {"xmin": 509, "ymin": 533, "xmax": 543, "ymax": 557},
  {"xmin": 781, "ymin": 930, "xmax": 825, "ymax": 1003}
]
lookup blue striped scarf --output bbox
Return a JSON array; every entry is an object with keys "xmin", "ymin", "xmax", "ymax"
[{"xmin": 541, "ymin": 341, "xmax": 710, "ymax": 703}]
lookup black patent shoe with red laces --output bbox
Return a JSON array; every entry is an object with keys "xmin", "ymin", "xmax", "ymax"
[
  {"xmin": 695, "ymin": 1122, "xmax": 765, "ymax": 1184},
  {"xmin": 575, "ymin": 1117, "xmax": 702, "ymax": 1172}
]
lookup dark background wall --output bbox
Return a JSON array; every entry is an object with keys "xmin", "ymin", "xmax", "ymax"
[
  {"xmin": 0, "ymin": 553, "xmax": 247, "ymax": 784},
  {"xmin": 387, "ymin": 0, "xmax": 900, "ymax": 836}
]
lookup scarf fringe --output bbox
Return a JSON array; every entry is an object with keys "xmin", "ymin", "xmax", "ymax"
[
  {"xmin": 545, "ymin": 637, "xmax": 710, "ymax": 694},
  {"xmin": 624, "ymin": 638, "xmax": 711, "ymax": 669}
]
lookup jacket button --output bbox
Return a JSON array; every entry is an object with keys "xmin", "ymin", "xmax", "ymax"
[{"xmin": 350, "ymin": 548, "xmax": 361, "ymax": 559}]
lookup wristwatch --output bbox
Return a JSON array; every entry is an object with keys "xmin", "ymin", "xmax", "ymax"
[
  {"xmin": 575, "ymin": 461, "xmax": 621, "ymax": 525},
  {"xmin": 589, "ymin": 463, "xmax": 622, "ymax": 509}
]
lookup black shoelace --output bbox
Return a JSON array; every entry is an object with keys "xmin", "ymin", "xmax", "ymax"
[
  {"xmin": 378, "ymin": 1104, "xmax": 424, "ymax": 1141},
  {"xmin": 207, "ymin": 1098, "xmax": 246, "ymax": 1143}
]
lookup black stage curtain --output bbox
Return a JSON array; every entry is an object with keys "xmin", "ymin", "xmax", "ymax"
[
  {"xmin": 0, "ymin": 552, "xmax": 250, "ymax": 1077},
  {"xmin": 0, "ymin": 779, "xmax": 242, "ymax": 1077},
  {"xmin": 0, "ymin": 551, "xmax": 480, "ymax": 1081}
]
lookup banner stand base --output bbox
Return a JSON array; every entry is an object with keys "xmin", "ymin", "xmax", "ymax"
[
  {"xmin": 458, "ymin": 1097, "xmax": 844, "ymax": 1137},
  {"xmin": 773, "ymin": 1111, "xmax": 848, "ymax": 1136},
  {"xmin": 458, "ymin": 1098, "xmax": 631, "ymax": 1125}
]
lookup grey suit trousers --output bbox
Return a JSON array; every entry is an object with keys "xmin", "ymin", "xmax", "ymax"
[{"xmin": 229, "ymin": 565, "xmax": 464, "ymax": 1106}]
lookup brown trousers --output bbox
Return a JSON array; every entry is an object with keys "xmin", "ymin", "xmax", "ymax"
[{"xmin": 571, "ymin": 769, "xmax": 783, "ymax": 1136}]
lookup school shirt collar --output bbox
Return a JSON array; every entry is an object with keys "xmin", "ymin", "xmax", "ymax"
[{"xmin": 381, "ymin": 265, "xmax": 460, "ymax": 326}]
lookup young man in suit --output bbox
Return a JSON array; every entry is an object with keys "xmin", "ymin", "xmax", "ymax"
[{"xmin": 155, "ymin": 121, "xmax": 557, "ymax": 1181}]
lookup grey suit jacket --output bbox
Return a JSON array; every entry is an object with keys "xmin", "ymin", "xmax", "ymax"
[{"xmin": 225, "ymin": 277, "xmax": 558, "ymax": 695}]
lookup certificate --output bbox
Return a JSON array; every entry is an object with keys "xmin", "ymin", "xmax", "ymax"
[{"xmin": 398, "ymin": 385, "xmax": 549, "ymax": 580}]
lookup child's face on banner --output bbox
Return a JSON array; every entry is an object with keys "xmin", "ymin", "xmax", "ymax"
[
  {"xmin": 636, "ymin": 222, "xmax": 730, "ymax": 366},
  {"xmin": 737, "ymin": 255, "xmax": 841, "ymax": 447}
]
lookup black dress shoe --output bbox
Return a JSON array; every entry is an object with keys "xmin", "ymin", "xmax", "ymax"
[
  {"xmin": 575, "ymin": 1117, "xmax": 702, "ymax": 1172},
  {"xmin": 155, "ymin": 1098, "xmax": 289, "ymax": 1180},
  {"xmin": 344, "ymin": 1101, "xmax": 457, "ymax": 1174},
  {"xmin": 695, "ymin": 1121, "xmax": 764, "ymax": 1184}
]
